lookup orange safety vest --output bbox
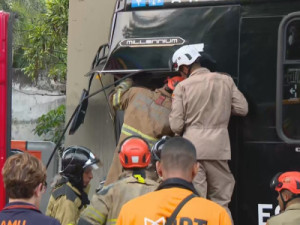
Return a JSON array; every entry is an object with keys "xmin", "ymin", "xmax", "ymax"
[{"xmin": 117, "ymin": 178, "xmax": 232, "ymax": 225}]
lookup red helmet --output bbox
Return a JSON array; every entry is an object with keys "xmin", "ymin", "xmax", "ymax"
[
  {"xmin": 167, "ymin": 76, "xmax": 184, "ymax": 91},
  {"xmin": 270, "ymin": 171, "xmax": 300, "ymax": 194},
  {"xmin": 119, "ymin": 136, "xmax": 151, "ymax": 169}
]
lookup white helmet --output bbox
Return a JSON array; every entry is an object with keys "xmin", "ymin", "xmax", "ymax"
[{"xmin": 170, "ymin": 45, "xmax": 202, "ymax": 71}]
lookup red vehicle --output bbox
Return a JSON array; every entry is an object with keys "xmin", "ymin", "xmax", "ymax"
[{"xmin": 0, "ymin": 11, "xmax": 12, "ymax": 210}]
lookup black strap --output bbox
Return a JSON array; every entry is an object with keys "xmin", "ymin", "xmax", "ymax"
[{"xmin": 166, "ymin": 193, "xmax": 197, "ymax": 225}]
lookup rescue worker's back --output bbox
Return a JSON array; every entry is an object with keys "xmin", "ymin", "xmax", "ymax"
[
  {"xmin": 117, "ymin": 186, "xmax": 231, "ymax": 225},
  {"xmin": 117, "ymin": 137, "xmax": 231, "ymax": 225}
]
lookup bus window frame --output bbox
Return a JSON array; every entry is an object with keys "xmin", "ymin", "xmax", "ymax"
[{"xmin": 276, "ymin": 11, "xmax": 300, "ymax": 144}]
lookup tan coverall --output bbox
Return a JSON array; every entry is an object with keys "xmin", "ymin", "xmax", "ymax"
[
  {"xmin": 105, "ymin": 79, "xmax": 174, "ymax": 185},
  {"xmin": 267, "ymin": 203, "xmax": 300, "ymax": 225},
  {"xmin": 46, "ymin": 181, "xmax": 89, "ymax": 225},
  {"xmin": 78, "ymin": 171, "xmax": 158, "ymax": 225},
  {"xmin": 169, "ymin": 67, "xmax": 248, "ymax": 216}
]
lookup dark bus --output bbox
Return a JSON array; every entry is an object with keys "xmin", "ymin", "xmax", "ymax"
[{"xmin": 89, "ymin": 0, "xmax": 300, "ymax": 224}]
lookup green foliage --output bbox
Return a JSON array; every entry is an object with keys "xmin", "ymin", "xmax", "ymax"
[
  {"xmin": 1, "ymin": 0, "xmax": 69, "ymax": 81},
  {"xmin": 22, "ymin": 0, "xmax": 69, "ymax": 81},
  {"xmin": 34, "ymin": 104, "xmax": 66, "ymax": 144},
  {"xmin": 0, "ymin": 0, "xmax": 10, "ymax": 11},
  {"xmin": 0, "ymin": 0, "xmax": 46, "ymax": 68}
]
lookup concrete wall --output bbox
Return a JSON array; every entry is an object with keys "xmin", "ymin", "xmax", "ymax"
[
  {"xmin": 11, "ymin": 69, "xmax": 65, "ymax": 141},
  {"xmin": 11, "ymin": 70, "xmax": 64, "ymax": 213},
  {"xmin": 66, "ymin": 0, "xmax": 116, "ymax": 193}
]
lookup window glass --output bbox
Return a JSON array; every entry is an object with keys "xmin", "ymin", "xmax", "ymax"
[
  {"xmin": 286, "ymin": 20, "xmax": 300, "ymax": 60},
  {"xmin": 282, "ymin": 65, "xmax": 300, "ymax": 139}
]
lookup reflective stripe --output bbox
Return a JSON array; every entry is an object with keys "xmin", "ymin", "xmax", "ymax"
[
  {"xmin": 133, "ymin": 174, "xmax": 145, "ymax": 184},
  {"xmin": 112, "ymin": 80, "xmax": 132, "ymax": 109},
  {"xmin": 121, "ymin": 124, "xmax": 158, "ymax": 146},
  {"xmin": 119, "ymin": 82, "xmax": 129, "ymax": 90},
  {"xmin": 113, "ymin": 90, "xmax": 122, "ymax": 109},
  {"xmin": 107, "ymin": 218, "xmax": 117, "ymax": 225},
  {"xmin": 83, "ymin": 206, "xmax": 106, "ymax": 225}
]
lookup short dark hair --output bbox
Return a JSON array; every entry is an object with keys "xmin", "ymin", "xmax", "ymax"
[
  {"xmin": 2, "ymin": 153, "xmax": 46, "ymax": 199},
  {"xmin": 160, "ymin": 137, "xmax": 196, "ymax": 172}
]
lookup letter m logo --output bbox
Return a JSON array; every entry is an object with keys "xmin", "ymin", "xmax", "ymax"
[{"xmin": 144, "ymin": 217, "xmax": 166, "ymax": 225}]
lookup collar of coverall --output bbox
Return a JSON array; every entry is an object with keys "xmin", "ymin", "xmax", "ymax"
[
  {"xmin": 285, "ymin": 202, "xmax": 300, "ymax": 211},
  {"xmin": 155, "ymin": 178, "xmax": 199, "ymax": 196},
  {"xmin": 189, "ymin": 67, "xmax": 211, "ymax": 77}
]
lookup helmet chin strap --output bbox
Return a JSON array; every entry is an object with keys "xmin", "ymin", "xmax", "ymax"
[
  {"xmin": 280, "ymin": 191, "xmax": 287, "ymax": 211},
  {"xmin": 280, "ymin": 192, "xmax": 300, "ymax": 211}
]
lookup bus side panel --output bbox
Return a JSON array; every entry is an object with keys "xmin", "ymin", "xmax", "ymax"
[
  {"xmin": 0, "ymin": 11, "xmax": 10, "ymax": 210},
  {"xmin": 238, "ymin": 14, "xmax": 300, "ymax": 225}
]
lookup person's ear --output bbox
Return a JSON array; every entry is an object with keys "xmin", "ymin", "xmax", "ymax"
[
  {"xmin": 192, "ymin": 161, "xmax": 199, "ymax": 179},
  {"xmin": 283, "ymin": 191, "xmax": 292, "ymax": 201},
  {"xmin": 156, "ymin": 161, "xmax": 163, "ymax": 177},
  {"xmin": 34, "ymin": 183, "xmax": 44, "ymax": 197}
]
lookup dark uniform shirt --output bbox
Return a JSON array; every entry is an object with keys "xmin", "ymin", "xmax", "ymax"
[{"xmin": 0, "ymin": 202, "xmax": 61, "ymax": 225}]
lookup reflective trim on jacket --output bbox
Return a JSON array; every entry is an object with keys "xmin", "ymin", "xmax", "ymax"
[
  {"xmin": 110, "ymin": 81, "xmax": 174, "ymax": 144},
  {"xmin": 121, "ymin": 123, "xmax": 158, "ymax": 146},
  {"xmin": 79, "ymin": 172, "xmax": 158, "ymax": 225}
]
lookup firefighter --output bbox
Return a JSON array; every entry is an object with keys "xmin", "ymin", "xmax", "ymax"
[
  {"xmin": 169, "ymin": 45, "xmax": 248, "ymax": 218},
  {"xmin": 151, "ymin": 135, "xmax": 170, "ymax": 165},
  {"xmin": 0, "ymin": 153, "xmax": 61, "ymax": 225},
  {"xmin": 116, "ymin": 137, "xmax": 232, "ymax": 225},
  {"xmin": 104, "ymin": 76, "xmax": 184, "ymax": 185},
  {"xmin": 46, "ymin": 146, "xmax": 100, "ymax": 225},
  {"xmin": 267, "ymin": 171, "xmax": 300, "ymax": 225},
  {"xmin": 147, "ymin": 135, "xmax": 171, "ymax": 182},
  {"xmin": 77, "ymin": 136, "xmax": 158, "ymax": 225}
]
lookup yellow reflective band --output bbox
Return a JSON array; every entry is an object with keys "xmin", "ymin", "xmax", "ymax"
[
  {"xmin": 113, "ymin": 92, "xmax": 117, "ymax": 107},
  {"xmin": 107, "ymin": 218, "xmax": 117, "ymax": 225},
  {"xmin": 119, "ymin": 82, "xmax": 129, "ymax": 90},
  {"xmin": 134, "ymin": 174, "xmax": 145, "ymax": 184},
  {"xmin": 84, "ymin": 207, "xmax": 106, "ymax": 224},
  {"xmin": 85, "ymin": 212, "xmax": 105, "ymax": 224},
  {"xmin": 121, "ymin": 124, "xmax": 158, "ymax": 145},
  {"xmin": 112, "ymin": 90, "xmax": 122, "ymax": 109}
]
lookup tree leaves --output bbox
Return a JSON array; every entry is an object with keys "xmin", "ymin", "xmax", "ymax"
[
  {"xmin": 34, "ymin": 104, "xmax": 66, "ymax": 144},
  {"xmin": 1, "ymin": 0, "xmax": 69, "ymax": 81},
  {"xmin": 22, "ymin": 0, "xmax": 69, "ymax": 81}
]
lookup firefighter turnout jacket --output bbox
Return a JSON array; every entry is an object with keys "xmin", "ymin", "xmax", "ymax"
[
  {"xmin": 46, "ymin": 181, "xmax": 89, "ymax": 225},
  {"xmin": 0, "ymin": 202, "xmax": 61, "ymax": 225},
  {"xmin": 267, "ymin": 203, "xmax": 300, "ymax": 225},
  {"xmin": 112, "ymin": 78, "xmax": 173, "ymax": 146},
  {"xmin": 78, "ymin": 170, "xmax": 158, "ymax": 225},
  {"xmin": 105, "ymin": 78, "xmax": 174, "ymax": 185},
  {"xmin": 117, "ymin": 178, "xmax": 232, "ymax": 225}
]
